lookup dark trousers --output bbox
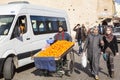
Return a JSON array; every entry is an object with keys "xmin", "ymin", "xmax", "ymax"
[
  {"xmin": 105, "ymin": 48, "xmax": 114, "ymax": 75},
  {"xmin": 63, "ymin": 55, "xmax": 67, "ymax": 65},
  {"xmin": 78, "ymin": 39, "xmax": 83, "ymax": 54},
  {"xmin": 107, "ymin": 53, "xmax": 114, "ymax": 74}
]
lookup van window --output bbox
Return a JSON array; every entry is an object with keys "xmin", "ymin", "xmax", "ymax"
[
  {"xmin": 45, "ymin": 17, "xmax": 58, "ymax": 32},
  {"xmin": 46, "ymin": 21, "xmax": 52, "ymax": 31},
  {"xmin": 11, "ymin": 15, "xmax": 27, "ymax": 39},
  {"xmin": 31, "ymin": 16, "xmax": 46, "ymax": 35},
  {"xmin": 0, "ymin": 15, "xmax": 14, "ymax": 35},
  {"xmin": 45, "ymin": 17, "xmax": 67, "ymax": 32},
  {"xmin": 57, "ymin": 18, "xmax": 67, "ymax": 31},
  {"xmin": 48, "ymin": 22, "xmax": 52, "ymax": 30},
  {"xmin": 32, "ymin": 20, "xmax": 38, "ymax": 32},
  {"xmin": 18, "ymin": 16, "xmax": 27, "ymax": 34},
  {"xmin": 39, "ymin": 22, "xmax": 46, "ymax": 32},
  {"xmin": 30, "ymin": 16, "xmax": 68, "ymax": 35}
]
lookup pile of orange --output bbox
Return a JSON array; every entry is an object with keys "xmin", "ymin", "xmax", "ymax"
[{"xmin": 36, "ymin": 40, "xmax": 74, "ymax": 58}]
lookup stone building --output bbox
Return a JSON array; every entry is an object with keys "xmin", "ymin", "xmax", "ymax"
[{"xmin": 0, "ymin": 0, "xmax": 115, "ymax": 37}]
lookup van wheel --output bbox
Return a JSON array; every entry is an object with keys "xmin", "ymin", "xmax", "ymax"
[{"xmin": 3, "ymin": 57, "xmax": 15, "ymax": 80}]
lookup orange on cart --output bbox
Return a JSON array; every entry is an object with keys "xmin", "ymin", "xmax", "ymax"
[{"xmin": 35, "ymin": 40, "xmax": 74, "ymax": 59}]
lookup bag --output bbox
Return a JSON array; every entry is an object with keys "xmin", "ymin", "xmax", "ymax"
[
  {"xmin": 81, "ymin": 52, "xmax": 87, "ymax": 68},
  {"xmin": 103, "ymin": 53, "xmax": 108, "ymax": 61}
]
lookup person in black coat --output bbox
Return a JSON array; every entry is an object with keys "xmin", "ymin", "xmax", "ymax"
[{"xmin": 103, "ymin": 27, "xmax": 119, "ymax": 78}]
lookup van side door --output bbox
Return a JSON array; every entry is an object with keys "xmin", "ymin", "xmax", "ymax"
[{"xmin": 11, "ymin": 15, "xmax": 33, "ymax": 66}]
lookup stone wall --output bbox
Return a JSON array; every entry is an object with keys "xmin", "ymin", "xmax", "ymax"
[{"xmin": 0, "ymin": 0, "xmax": 115, "ymax": 38}]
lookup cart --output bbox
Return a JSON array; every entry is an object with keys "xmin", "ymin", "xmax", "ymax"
[{"xmin": 33, "ymin": 41, "xmax": 75, "ymax": 77}]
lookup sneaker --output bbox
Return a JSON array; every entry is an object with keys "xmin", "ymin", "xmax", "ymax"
[{"xmin": 95, "ymin": 75, "xmax": 99, "ymax": 80}]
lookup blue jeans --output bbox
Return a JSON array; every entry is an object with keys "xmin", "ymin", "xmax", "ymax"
[{"xmin": 78, "ymin": 40, "xmax": 83, "ymax": 54}]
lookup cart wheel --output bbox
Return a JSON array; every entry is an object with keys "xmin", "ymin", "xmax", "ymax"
[
  {"xmin": 59, "ymin": 73, "xmax": 63, "ymax": 78},
  {"xmin": 57, "ymin": 70, "xmax": 64, "ymax": 77}
]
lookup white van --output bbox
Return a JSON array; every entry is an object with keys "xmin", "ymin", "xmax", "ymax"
[{"xmin": 0, "ymin": 1, "xmax": 71, "ymax": 79}]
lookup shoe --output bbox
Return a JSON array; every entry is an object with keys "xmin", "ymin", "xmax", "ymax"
[
  {"xmin": 110, "ymin": 71, "xmax": 114, "ymax": 78},
  {"xmin": 108, "ymin": 70, "xmax": 114, "ymax": 78},
  {"xmin": 65, "ymin": 71, "xmax": 70, "ymax": 77},
  {"xmin": 95, "ymin": 75, "xmax": 99, "ymax": 80}
]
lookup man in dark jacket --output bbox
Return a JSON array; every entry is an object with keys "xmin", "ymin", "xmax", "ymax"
[
  {"xmin": 54, "ymin": 26, "xmax": 72, "ymax": 41},
  {"xmin": 54, "ymin": 26, "xmax": 72, "ymax": 64},
  {"xmin": 73, "ymin": 24, "xmax": 87, "ymax": 55}
]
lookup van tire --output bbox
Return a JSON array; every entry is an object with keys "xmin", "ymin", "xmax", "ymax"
[{"xmin": 3, "ymin": 57, "xmax": 15, "ymax": 80}]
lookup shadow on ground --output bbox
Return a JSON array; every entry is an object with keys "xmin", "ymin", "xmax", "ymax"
[
  {"xmin": 74, "ymin": 62, "xmax": 108, "ymax": 77},
  {"xmin": 31, "ymin": 69, "xmax": 61, "ymax": 77},
  {"xmin": 16, "ymin": 63, "xmax": 35, "ymax": 73},
  {"xmin": 99, "ymin": 66, "xmax": 108, "ymax": 76},
  {"xmin": 74, "ymin": 62, "xmax": 92, "ymax": 77}
]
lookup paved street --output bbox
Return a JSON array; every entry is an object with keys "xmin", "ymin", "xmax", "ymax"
[{"xmin": 0, "ymin": 43, "xmax": 120, "ymax": 80}]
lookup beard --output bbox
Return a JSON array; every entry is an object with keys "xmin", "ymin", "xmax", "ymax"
[{"xmin": 59, "ymin": 31, "xmax": 63, "ymax": 33}]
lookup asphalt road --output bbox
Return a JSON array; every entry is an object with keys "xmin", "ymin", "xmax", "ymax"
[{"xmin": 0, "ymin": 43, "xmax": 120, "ymax": 80}]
